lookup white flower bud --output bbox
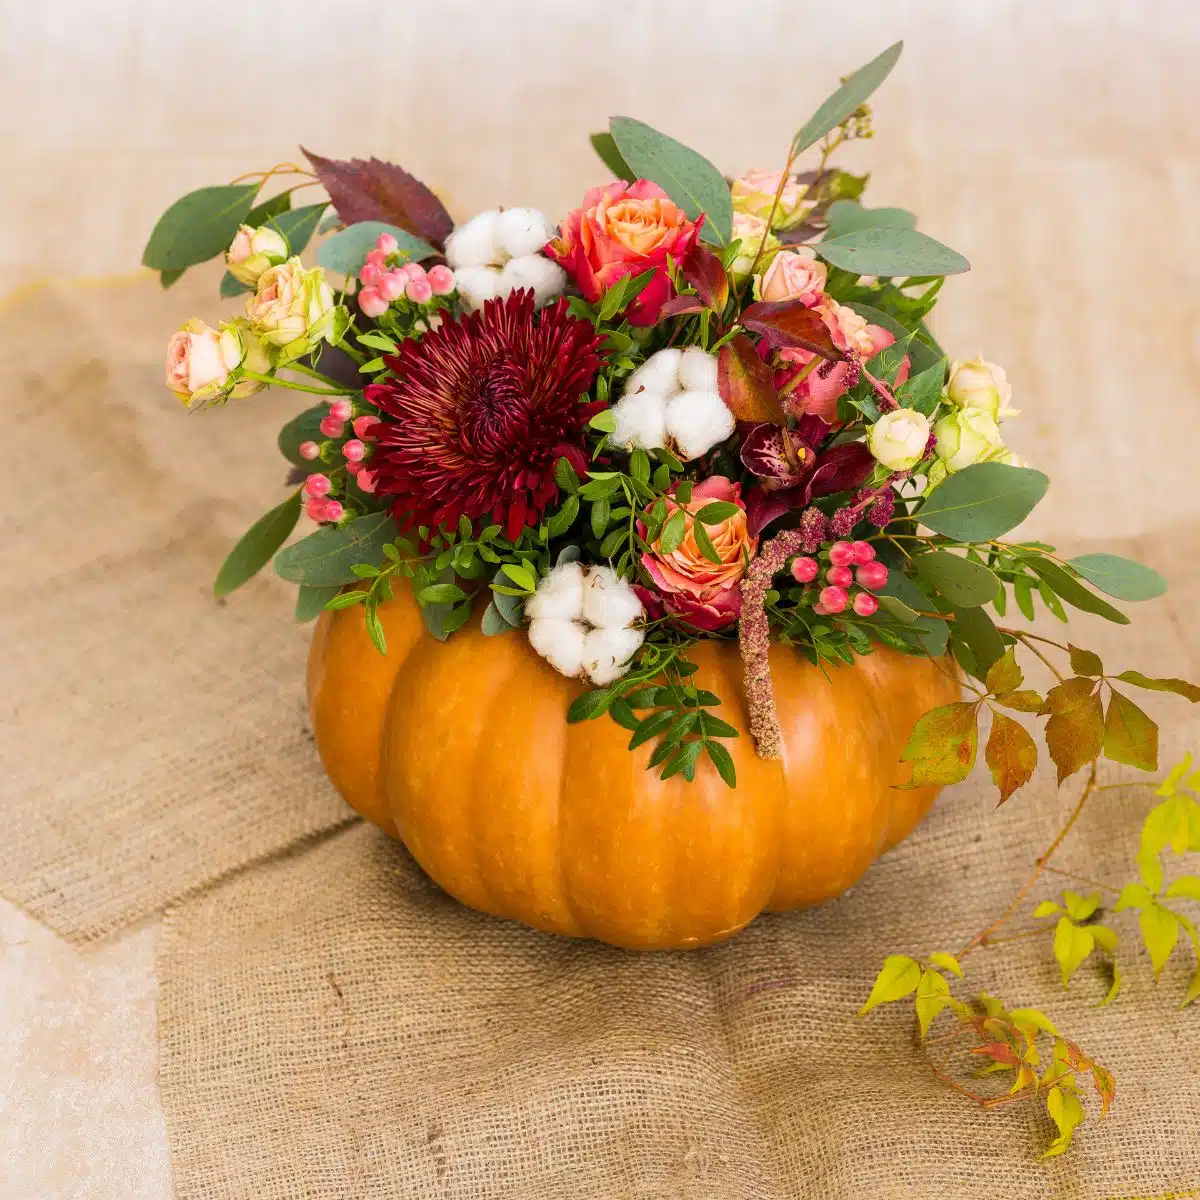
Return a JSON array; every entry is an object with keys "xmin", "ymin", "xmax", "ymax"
[
  {"xmin": 933, "ymin": 407, "xmax": 1005, "ymax": 473},
  {"xmin": 226, "ymin": 224, "xmax": 289, "ymax": 286},
  {"xmin": 664, "ymin": 390, "xmax": 736, "ymax": 460},
  {"xmin": 494, "ymin": 207, "xmax": 555, "ymax": 259},
  {"xmin": 498, "ymin": 254, "xmax": 567, "ymax": 306},
  {"xmin": 678, "ymin": 346, "xmax": 719, "ymax": 393},
  {"xmin": 610, "ymin": 391, "xmax": 667, "ymax": 451},
  {"xmin": 452, "ymin": 265, "xmax": 503, "ymax": 311},
  {"xmin": 445, "ymin": 211, "xmax": 502, "ymax": 269},
  {"xmin": 868, "ymin": 409, "xmax": 931, "ymax": 472},
  {"xmin": 525, "ymin": 561, "xmax": 585, "ymax": 622},
  {"xmin": 527, "ymin": 618, "xmax": 587, "ymax": 678},
  {"xmin": 582, "ymin": 566, "xmax": 644, "ymax": 629},
  {"xmin": 581, "ymin": 626, "xmax": 644, "ymax": 686},
  {"xmin": 946, "ymin": 358, "xmax": 1018, "ymax": 422},
  {"xmin": 624, "ymin": 348, "xmax": 683, "ymax": 399}
]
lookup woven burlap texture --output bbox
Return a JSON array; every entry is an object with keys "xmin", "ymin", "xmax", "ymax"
[{"xmin": 0, "ymin": 274, "xmax": 353, "ymax": 942}]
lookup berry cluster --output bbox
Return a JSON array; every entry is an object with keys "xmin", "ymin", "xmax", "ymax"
[
  {"xmin": 297, "ymin": 399, "xmax": 384, "ymax": 523},
  {"xmin": 790, "ymin": 539, "xmax": 889, "ymax": 618},
  {"xmin": 356, "ymin": 232, "xmax": 455, "ymax": 319}
]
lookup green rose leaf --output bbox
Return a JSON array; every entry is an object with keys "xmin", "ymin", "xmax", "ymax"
[
  {"xmin": 792, "ymin": 41, "xmax": 904, "ymax": 155},
  {"xmin": 219, "ymin": 271, "xmax": 250, "ymax": 297},
  {"xmin": 913, "ymin": 550, "xmax": 1001, "ymax": 607},
  {"xmin": 609, "ymin": 116, "xmax": 733, "ymax": 246},
  {"xmin": 694, "ymin": 501, "xmax": 739, "ymax": 524},
  {"xmin": 589, "ymin": 132, "xmax": 633, "ymax": 181},
  {"xmin": 160, "ymin": 268, "xmax": 186, "ymax": 289},
  {"xmin": 900, "ymin": 701, "xmax": 979, "ymax": 788},
  {"xmin": 213, "ymin": 491, "xmax": 302, "ymax": 598},
  {"xmin": 844, "ymin": 303, "xmax": 942, "ymax": 375},
  {"xmin": 858, "ymin": 953, "xmax": 921, "ymax": 1016},
  {"xmin": 918, "ymin": 462, "xmax": 1049, "ymax": 542},
  {"xmin": 818, "ymin": 228, "xmax": 970, "ymax": 278},
  {"xmin": 316, "ymin": 221, "xmax": 437, "ymax": 277},
  {"xmin": 824, "ymin": 201, "xmax": 917, "ymax": 239},
  {"xmin": 143, "ymin": 183, "xmax": 261, "ymax": 272},
  {"xmin": 949, "ymin": 603, "xmax": 1005, "ymax": 678},
  {"xmin": 274, "ymin": 512, "xmax": 396, "ymax": 586},
  {"xmin": 1066, "ymin": 553, "xmax": 1167, "ymax": 602},
  {"xmin": 295, "ymin": 583, "xmax": 340, "ymax": 623}
]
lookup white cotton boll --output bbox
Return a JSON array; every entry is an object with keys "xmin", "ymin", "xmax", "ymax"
[
  {"xmin": 678, "ymin": 346, "xmax": 719, "ymax": 393},
  {"xmin": 453, "ymin": 265, "xmax": 502, "ymax": 311},
  {"xmin": 528, "ymin": 618, "xmax": 587, "ymax": 679},
  {"xmin": 581, "ymin": 626, "xmax": 645, "ymax": 687},
  {"xmin": 445, "ymin": 211, "xmax": 502, "ymax": 269},
  {"xmin": 623, "ymin": 348, "xmax": 683, "ymax": 400},
  {"xmin": 494, "ymin": 207, "xmax": 555, "ymax": 259},
  {"xmin": 610, "ymin": 392, "xmax": 667, "ymax": 451},
  {"xmin": 582, "ymin": 566, "xmax": 644, "ymax": 630},
  {"xmin": 498, "ymin": 254, "xmax": 567, "ymax": 306},
  {"xmin": 664, "ymin": 390, "xmax": 736, "ymax": 460},
  {"xmin": 525, "ymin": 561, "xmax": 585, "ymax": 622}
]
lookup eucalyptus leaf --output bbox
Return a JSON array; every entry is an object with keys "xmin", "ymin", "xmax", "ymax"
[
  {"xmin": 481, "ymin": 602, "xmax": 514, "ymax": 636},
  {"xmin": 214, "ymin": 491, "xmax": 303, "ymax": 597},
  {"xmin": 317, "ymin": 221, "xmax": 437, "ymax": 276},
  {"xmin": 918, "ymin": 463, "xmax": 1050, "ymax": 542},
  {"xmin": 824, "ymin": 201, "xmax": 916, "ymax": 239},
  {"xmin": 143, "ymin": 184, "xmax": 260, "ymax": 271},
  {"xmin": 1066, "ymin": 553, "xmax": 1167, "ymax": 602},
  {"xmin": 914, "ymin": 551, "xmax": 1001, "ymax": 607},
  {"xmin": 792, "ymin": 42, "xmax": 904, "ymax": 155},
  {"xmin": 274, "ymin": 512, "xmax": 396, "ymax": 586},
  {"xmin": 950, "ymin": 603, "xmax": 1006, "ymax": 678},
  {"xmin": 278, "ymin": 404, "xmax": 329, "ymax": 465},
  {"xmin": 818, "ymin": 228, "xmax": 970, "ymax": 277},
  {"xmin": 609, "ymin": 116, "xmax": 733, "ymax": 245},
  {"xmin": 1023, "ymin": 558, "xmax": 1130, "ymax": 625},
  {"xmin": 589, "ymin": 132, "xmax": 633, "ymax": 181},
  {"xmin": 219, "ymin": 271, "xmax": 250, "ymax": 297},
  {"xmin": 245, "ymin": 190, "xmax": 293, "ymax": 226},
  {"xmin": 295, "ymin": 583, "xmax": 341, "ymax": 623},
  {"xmin": 268, "ymin": 202, "xmax": 328, "ymax": 257}
]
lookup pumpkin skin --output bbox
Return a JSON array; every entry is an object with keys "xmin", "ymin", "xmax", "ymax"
[{"xmin": 307, "ymin": 586, "xmax": 960, "ymax": 950}]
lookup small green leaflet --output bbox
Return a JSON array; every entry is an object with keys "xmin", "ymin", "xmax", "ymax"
[
  {"xmin": 589, "ymin": 132, "xmax": 632, "ymax": 181},
  {"xmin": 317, "ymin": 221, "xmax": 437, "ymax": 276},
  {"xmin": 896, "ymin": 359, "xmax": 946, "ymax": 416},
  {"xmin": 918, "ymin": 463, "xmax": 1049, "ymax": 542},
  {"xmin": 214, "ymin": 491, "xmax": 303, "ymax": 597},
  {"xmin": 818, "ymin": 228, "xmax": 970, "ymax": 277},
  {"xmin": 274, "ymin": 512, "xmax": 396, "ymax": 586},
  {"xmin": 792, "ymin": 41, "xmax": 904, "ymax": 155},
  {"xmin": 143, "ymin": 183, "xmax": 260, "ymax": 272},
  {"xmin": 608, "ymin": 116, "xmax": 733, "ymax": 246},
  {"xmin": 1066, "ymin": 553, "xmax": 1167, "ymax": 602}
]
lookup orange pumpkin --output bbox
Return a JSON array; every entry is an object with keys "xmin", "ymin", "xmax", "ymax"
[{"xmin": 307, "ymin": 586, "xmax": 960, "ymax": 950}]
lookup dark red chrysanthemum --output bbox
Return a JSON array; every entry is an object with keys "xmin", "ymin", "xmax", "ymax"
[{"xmin": 364, "ymin": 291, "xmax": 603, "ymax": 541}]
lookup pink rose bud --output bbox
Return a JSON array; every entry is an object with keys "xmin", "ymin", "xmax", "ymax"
[
  {"xmin": 365, "ymin": 248, "xmax": 387, "ymax": 268},
  {"xmin": 856, "ymin": 561, "xmax": 889, "ymax": 591},
  {"xmin": 376, "ymin": 233, "xmax": 399, "ymax": 254},
  {"xmin": 818, "ymin": 585, "xmax": 848, "ymax": 613},
  {"xmin": 342, "ymin": 438, "xmax": 366, "ymax": 463},
  {"xmin": 852, "ymin": 592, "xmax": 880, "ymax": 617},
  {"xmin": 352, "ymin": 415, "xmax": 380, "ymax": 440},
  {"xmin": 356, "ymin": 468, "xmax": 378, "ymax": 494},
  {"xmin": 406, "ymin": 276, "xmax": 433, "ymax": 304},
  {"xmin": 378, "ymin": 270, "xmax": 406, "ymax": 302},
  {"xmin": 358, "ymin": 286, "xmax": 388, "ymax": 318},
  {"xmin": 790, "ymin": 556, "xmax": 819, "ymax": 584},
  {"xmin": 320, "ymin": 499, "xmax": 344, "ymax": 523},
  {"xmin": 298, "ymin": 440, "xmax": 321, "ymax": 460},
  {"xmin": 319, "ymin": 415, "xmax": 345, "ymax": 438},
  {"xmin": 329, "ymin": 398, "xmax": 353, "ymax": 422},
  {"xmin": 359, "ymin": 263, "xmax": 382, "ymax": 288},
  {"xmin": 826, "ymin": 564, "xmax": 853, "ymax": 587},
  {"xmin": 828, "ymin": 540, "xmax": 855, "ymax": 567},
  {"xmin": 304, "ymin": 473, "xmax": 332, "ymax": 498},
  {"xmin": 427, "ymin": 264, "xmax": 456, "ymax": 295},
  {"xmin": 851, "ymin": 540, "xmax": 876, "ymax": 565}
]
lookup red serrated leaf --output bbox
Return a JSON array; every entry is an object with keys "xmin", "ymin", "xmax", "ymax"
[
  {"xmin": 304, "ymin": 148, "xmax": 453, "ymax": 247},
  {"xmin": 680, "ymin": 241, "xmax": 730, "ymax": 311},
  {"xmin": 657, "ymin": 295, "xmax": 707, "ymax": 319},
  {"xmin": 741, "ymin": 300, "xmax": 844, "ymax": 361},
  {"xmin": 1090, "ymin": 1062, "xmax": 1116, "ymax": 1117},
  {"xmin": 718, "ymin": 334, "xmax": 785, "ymax": 424},
  {"xmin": 985, "ymin": 710, "xmax": 1038, "ymax": 804},
  {"xmin": 969, "ymin": 1041, "xmax": 1021, "ymax": 1067}
]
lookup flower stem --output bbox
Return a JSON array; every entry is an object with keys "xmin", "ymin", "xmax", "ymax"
[
  {"xmin": 240, "ymin": 370, "xmax": 354, "ymax": 396},
  {"xmin": 284, "ymin": 361, "xmax": 353, "ymax": 390}
]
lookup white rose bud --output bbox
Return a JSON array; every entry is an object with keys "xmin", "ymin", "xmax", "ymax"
[
  {"xmin": 226, "ymin": 224, "xmax": 288, "ymax": 287},
  {"xmin": 946, "ymin": 358, "xmax": 1017, "ymax": 421},
  {"xmin": 868, "ymin": 409, "xmax": 932, "ymax": 472},
  {"xmin": 933, "ymin": 407, "xmax": 1005, "ymax": 473},
  {"xmin": 246, "ymin": 258, "xmax": 336, "ymax": 353}
]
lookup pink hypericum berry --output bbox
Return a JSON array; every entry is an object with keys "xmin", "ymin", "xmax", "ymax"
[
  {"xmin": 856, "ymin": 561, "xmax": 890, "ymax": 591},
  {"xmin": 342, "ymin": 438, "xmax": 366, "ymax": 463},
  {"xmin": 826, "ymin": 564, "xmax": 853, "ymax": 587},
  {"xmin": 303, "ymin": 473, "xmax": 332, "ymax": 498},
  {"xmin": 406, "ymin": 276, "xmax": 433, "ymax": 304},
  {"xmin": 365, "ymin": 248, "xmax": 387, "ymax": 268},
  {"xmin": 428, "ymin": 264, "xmax": 455, "ymax": 295},
  {"xmin": 852, "ymin": 591, "xmax": 880, "ymax": 617},
  {"xmin": 352, "ymin": 415, "xmax": 380, "ymax": 440},
  {"xmin": 790, "ymin": 556, "xmax": 819, "ymax": 584},
  {"xmin": 819, "ymin": 585, "xmax": 848, "ymax": 613},
  {"xmin": 811, "ymin": 602, "xmax": 830, "ymax": 616},
  {"xmin": 329, "ymin": 398, "xmax": 353, "ymax": 422},
  {"xmin": 358, "ymin": 286, "xmax": 388, "ymax": 318},
  {"xmin": 356, "ymin": 468, "xmax": 377, "ymax": 494},
  {"xmin": 319, "ymin": 415, "xmax": 345, "ymax": 438},
  {"xmin": 828, "ymin": 540, "xmax": 856, "ymax": 567},
  {"xmin": 359, "ymin": 263, "xmax": 382, "ymax": 288},
  {"xmin": 851, "ymin": 540, "xmax": 877, "ymax": 565},
  {"xmin": 378, "ymin": 270, "xmax": 406, "ymax": 302},
  {"xmin": 320, "ymin": 499, "xmax": 344, "ymax": 523},
  {"xmin": 401, "ymin": 262, "xmax": 428, "ymax": 281},
  {"xmin": 304, "ymin": 499, "xmax": 327, "ymax": 522},
  {"xmin": 376, "ymin": 233, "xmax": 399, "ymax": 254},
  {"xmin": 298, "ymin": 440, "xmax": 321, "ymax": 460}
]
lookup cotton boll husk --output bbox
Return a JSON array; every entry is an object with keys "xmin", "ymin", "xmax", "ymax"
[
  {"xmin": 610, "ymin": 391, "xmax": 667, "ymax": 451},
  {"xmin": 582, "ymin": 566, "xmax": 644, "ymax": 629},
  {"xmin": 624, "ymin": 348, "xmax": 683, "ymax": 400},
  {"xmin": 528, "ymin": 617, "xmax": 587, "ymax": 678},
  {"xmin": 581, "ymin": 626, "xmax": 644, "ymax": 686},
  {"xmin": 678, "ymin": 346, "xmax": 719, "ymax": 393},
  {"xmin": 525, "ymin": 561, "xmax": 585, "ymax": 622},
  {"xmin": 453, "ymin": 265, "xmax": 502, "ymax": 311},
  {"xmin": 445, "ymin": 211, "xmax": 502, "ymax": 268},
  {"xmin": 664, "ymin": 390, "xmax": 736, "ymax": 460},
  {"xmin": 494, "ymin": 207, "xmax": 555, "ymax": 259},
  {"xmin": 498, "ymin": 254, "xmax": 567, "ymax": 305}
]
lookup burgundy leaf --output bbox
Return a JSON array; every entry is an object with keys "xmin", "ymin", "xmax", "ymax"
[
  {"xmin": 717, "ymin": 334, "xmax": 785, "ymax": 424},
  {"xmin": 303, "ymin": 148, "xmax": 454, "ymax": 248},
  {"xmin": 680, "ymin": 241, "xmax": 730, "ymax": 312},
  {"xmin": 742, "ymin": 300, "xmax": 844, "ymax": 361},
  {"xmin": 657, "ymin": 294, "xmax": 707, "ymax": 320}
]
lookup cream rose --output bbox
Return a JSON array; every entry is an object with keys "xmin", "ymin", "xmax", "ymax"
[
  {"xmin": 731, "ymin": 169, "xmax": 808, "ymax": 225},
  {"xmin": 946, "ymin": 358, "xmax": 1017, "ymax": 421},
  {"xmin": 730, "ymin": 213, "xmax": 779, "ymax": 279},
  {"xmin": 868, "ymin": 409, "xmax": 931, "ymax": 472},
  {"xmin": 226, "ymin": 224, "xmax": 288, "ymax": 286},
  {"xmin": 933, "ymin": 407, "xmax": 1005, "ymax": 472},
  {"xmin": 246, "ymin": 257, "xmax": 336, "ymax": 351},
  {"xmin": 165, "ymin": 319, "xmax": 249, "ymax": 407}
]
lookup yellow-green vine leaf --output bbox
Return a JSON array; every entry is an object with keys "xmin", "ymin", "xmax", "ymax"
[
  {"xmin": 1032, "ymin": 900, "xmax": 1062, "ymax": 919},
  {"xmin": 915, "ymin": 967, "xmax": 952, "ymax": 1036},
  {"xmin": 993, "ymin": 689, "xmax": 1044, "ymax": 713},
  {"xmin": 927, "ymin": 951, "xmax": 963, "ymax": 978},
  {"xmin": 985, "ymin": 648, "xmax": 1023, "ymax": 695},
  {"xmin": 1115, "ymin": 882, "xmax": 1155, "ymax": 911},
  {"xmin": 1183, "ymin": 964, "xmax": 1200, "ymax": 1009},
  {"xmin": 1090, "ymin": 924, "xmax": 1118, "ymax": 953},
  {"xmin": 1098, "ymin": 959, "xmax": 1122, "ymax": 1007},
  {"xmin": 1165, "ymin": 876, "xmax": 1200, "ymax": 902},
  {"xmin": 1041, "ymin": 1085, "xmax": 1086, "ymax": 1159},
  {"xmin": 859, "ymin": 954, "xmax": 922, "ymax": 1015},
  {"xmin": 985, "ymin": 710, "xmax": 1038, "ymax": 804},
  {"xmin": 1138, "ymin": 904, "xmax": 1180, "ymax": 978},
  {"xmin": 900, "ymin": 702, "xmax": 980, "ymax": 787},
  {"xmin": 1053, "ymin": 917, "xmax": 1096, "ymax": 988},
  {"xmin": 1006, "ymin": 1007, "xmax": 1058, "ymax": 1037},
  {"xmin": 1156, "ymin": 753, "xmax": 1200, "ymax": 796},
  {"xmin": 1067, "ymin": 644, "xmax": 1104, "ymax": 677},
  {"xmin": 1062, "ymin": 890, "xmax": 1101, "ymax": 923},
  {"xmin": 1102, "ymin": 689, "xmax": 1159, "ymax": 772}
]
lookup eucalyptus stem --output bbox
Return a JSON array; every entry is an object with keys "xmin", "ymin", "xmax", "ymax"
[
  {"xmin": 284, "ymin": 362, "xmax": 353, "ymax": 390},
  {"xmin": 241, "ymin": 369, "xmax": 354, "ymax": 396}
]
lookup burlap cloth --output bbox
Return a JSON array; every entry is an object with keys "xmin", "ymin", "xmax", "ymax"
[{"xmin": 4, "ymin": 272, "xmax": 1200, "ymax": 1196}]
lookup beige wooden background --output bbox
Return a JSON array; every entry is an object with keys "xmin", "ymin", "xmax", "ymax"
[{"xmin": 2, "ymin": 1, "xmax": 1198, "ymax": 1196}]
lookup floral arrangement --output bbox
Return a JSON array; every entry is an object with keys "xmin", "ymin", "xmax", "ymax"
[{"xmin": 146, "ymin": 43, "xmax": 1199, "ymax": 1154}]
